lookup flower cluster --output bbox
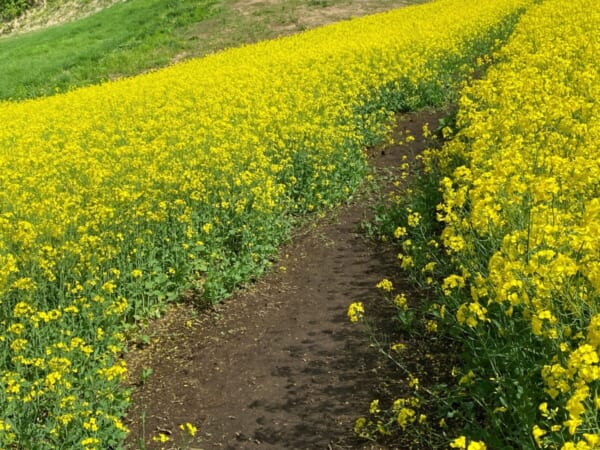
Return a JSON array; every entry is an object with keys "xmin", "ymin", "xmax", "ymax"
[{"xmin": 347, "ymin": 302, "xmax": 365, "ymax": 323}]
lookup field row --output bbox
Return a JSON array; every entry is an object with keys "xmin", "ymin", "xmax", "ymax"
[{"xmin": 372, "ymin": 0, "xmax": 599, "ymax": 448}]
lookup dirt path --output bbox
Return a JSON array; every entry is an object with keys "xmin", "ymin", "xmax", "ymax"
[{"xmin": 124, "ymin": 110, "xmax": 445, "ymax": 450}]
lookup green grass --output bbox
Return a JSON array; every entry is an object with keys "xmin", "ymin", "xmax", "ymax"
[
  {"xmin": 0, "ymin": 0, "xmax": 219, "ymax": 100},
  {"xmin": 0, "ymin": 0, "xmax": 428, "ymax": 101}
]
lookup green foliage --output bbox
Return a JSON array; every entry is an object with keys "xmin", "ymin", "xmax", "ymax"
[
  {"xmin": 0, "ymin": 0, "xmax": 31, "ymax": 21},
  {"xmin": 0, "ymin": 0, "xmax": 219, "ymax": 100}
]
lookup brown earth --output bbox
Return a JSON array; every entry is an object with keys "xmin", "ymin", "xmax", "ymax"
[
  {"xmin": 231, "ymin": 0, "xmax": 430, "ymax": 32},
  {"xmin": 123, "ymin": 109, "xmax": 449, "ymax": 450}
]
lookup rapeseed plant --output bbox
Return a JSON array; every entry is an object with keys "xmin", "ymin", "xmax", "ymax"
[{"xmin": 367, "ymin": 0, "xmax": 600, "ymax": 448}]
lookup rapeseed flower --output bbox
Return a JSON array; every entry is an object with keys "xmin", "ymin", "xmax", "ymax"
[{"xmin": 348, "ymin": 302, "xmax": 365, "ymax": 323}]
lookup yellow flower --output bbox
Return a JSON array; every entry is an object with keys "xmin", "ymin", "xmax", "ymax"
[
  {"xmin": 391, "ymin": 342, "xmax": 406, "ymax": 352},
  {"xmin": 394, "ymin": 226, "xmax": 407, "ymax": 239},
  {"xmin": 376, "ymin": 278, "xmax": 393, "ymax": 292},
  {"xmin": 407, "ymin": 211, "xmax": 421, "ymax": 227},
  {"xmin": 394, "ymin": 293, "xmax": 408, "ymax": 309},
  {"xmin": 459, "ymin": 370, "xmax": 475, "ymax": 386},
  {"xmin": 400, "ymin": 255, "xmax": 414, "ymax": 269},
  {"xmin": 450, "ymin": 436, "xmax": 487, "ymax": 450},
  {"xmin": 347, "ymin": 302, "xmax": 364, "ymax": 323},
  {"xmin": 13, "ymin": 301, "xmax": 35, "ymax": 318},
  {"xmin": 179, "ymin": 422, "xmax": 198, "ymax": 437},
  {"xmin": 532, "ymin": 425, "xmax": 546, "ymax": 447},
  {"xmin": 7, "ymin": 323, "xmax": 24, "ymax": 335},
  {"xmin": 582, "ymin": 434, "xmax": 600, "ymax": 447},
  {"xmin": 442, "ymin": 274, "xmax": 465, "ymax": 295},
  {"xmin": 369, "ymin": 399, "xmax": 380, "ymax": 414},
  {"xmin": 10, "ymin": 338, "xmax": 28, "ymax": 353},
  {"xmin": 396, "ymin": 407, "xmax": 415, "ymax": 430},
  {"xmin": 422, "ymin": 261, "xmax": 436, "ymax": 273},
  {"xmin": 456, "ymin": 302, "xmax": 488, "ymax": 328},
  {"xmin": 131, "ymin": 269, "xmax": 143, "ymax": 278},
  {"xmin": 353, "ymin": 417, "xmax": 369, "ymax": 438},
  {"xmin": 408, "ymin": 374, "xmax": 419, "ymax": 390},
  {"xmin": 425, "ymin": 319, "xmax": 438, "ymax": 333},
  {"xmin": 152, "ymin": 433, "xmax": 170, "ymax": 443},
  {"xmin": 84, "ymin": 418, "xmax": 98, "ymax": 432}
]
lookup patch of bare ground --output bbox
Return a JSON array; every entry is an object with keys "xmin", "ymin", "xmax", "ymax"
[
  {"xmin": 243, "ymin": 0, "xmax": 430, "ymax": 31},
  {"xmin": 124, "ymin": 108, "xmax": 452, "ymax": 450},
  {"xmin": 231, "ymin": 0, "xmax": 423, "ymax": 27},
  {"xmin": 181, "ymin": 0, "xmax": 430, "ymax": 61},
  {"xmin": 293, "ymin": 1, "xmax": 425, "ymax": 31}
]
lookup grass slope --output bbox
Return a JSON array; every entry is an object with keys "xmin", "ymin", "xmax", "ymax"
[{"xmin": 0, "ymin": 0, "xmax": 218, "ymax": 100}]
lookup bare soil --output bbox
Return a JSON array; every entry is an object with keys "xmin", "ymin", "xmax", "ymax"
[
  {"xmin": 124, "ymin": 109, "xmax": 448, "ymax": 450},
  {"xmin": 232, "ymin": 0, "xmax": 428, "ymax": 32}
]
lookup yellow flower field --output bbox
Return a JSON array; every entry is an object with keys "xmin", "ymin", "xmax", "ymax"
[
  {"xmin": 0, "ymin": 0, "xmax": 532, "ymax": 447},
  {"xmin": 377, "ymin": 0, "xmax": 599, "ymax": 447}
]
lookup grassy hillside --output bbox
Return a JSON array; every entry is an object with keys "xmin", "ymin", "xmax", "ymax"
[{"xmin": 0, "ymin": 0, "xmax": 218, "ymax": 99}]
